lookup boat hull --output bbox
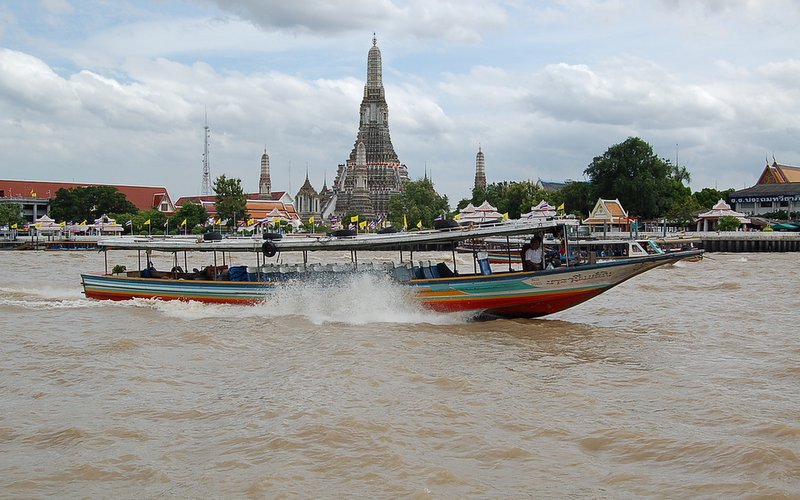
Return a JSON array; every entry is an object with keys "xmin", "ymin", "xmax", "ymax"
[
  {"xmin": 409, "ymin": 254, "xmax": 680, "ymax": 318},
  {"xmin": 81, "ymin": 274, "xmax": 273, "ymax": 304},
  {"xmin": 81, "ymin": 250, "xmax": 702, "ymax": 318}
]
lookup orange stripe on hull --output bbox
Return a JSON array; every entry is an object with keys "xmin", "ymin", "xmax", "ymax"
[{"xmin": 421, "ymin": 287, "xmax": 606, "ymax": 318}]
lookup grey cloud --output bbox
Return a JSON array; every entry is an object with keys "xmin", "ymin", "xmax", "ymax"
[{"xmin": 202, "ymin": 0, "xmax": 506, "ymax": 43}]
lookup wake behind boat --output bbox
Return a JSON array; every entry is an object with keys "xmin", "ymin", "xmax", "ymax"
[{"xmin": 80, "ymin": 220, "xmax": 702, "ymax": 319}]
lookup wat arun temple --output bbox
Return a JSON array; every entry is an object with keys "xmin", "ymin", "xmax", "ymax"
[{"xmin": 295, "ymin": 35, "xmax": 410, "ymax": 222}]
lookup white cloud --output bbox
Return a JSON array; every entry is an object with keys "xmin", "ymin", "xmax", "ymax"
[{"xmin": 1, "ymin": 0, "xmax": 799, "ymax": 204}]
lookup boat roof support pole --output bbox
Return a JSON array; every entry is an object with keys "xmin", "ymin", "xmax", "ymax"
[
  {"xmin": 137, "ymin": 249, "xmax": 141, "ymax": 272},
  {"xmin": 213, "ymin": 251, "xmax": 217, "ymax": 279},
  {"xmin": 184, "ymin": 251, "xmax": 188, "ymax": 273},
  {"xmin": 104, "ymin": 249, "xmax": 108, "ymax": 275},
  {"xmin": 451, "ymin": 242, "xmax": 457, "ymax": 274},
  {"xmin": 256, "ymin": 250, "xmax": 260, "ymax": 282},
  {"xmin": 506, "ymin": 236, "xmax": 513, "ymax": 272},
  {"xmin": 303, "ymin": 250, "xmax": 308, "ymax": 270}
]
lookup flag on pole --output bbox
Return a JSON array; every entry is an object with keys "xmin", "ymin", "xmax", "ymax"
[
  {"xmin": 308, "ymin": 216, "xmax": 315, "ymax": 224},
  {"xmin": 80, "ymin": 220, "xmax": 87, "ymax": 226},
  {"xmin": 403, "ymin": 214, "xmax": 408, "ymax": 229},
  {"xmin": 359, "ymin": 220, "xmax": 367, "ymax": 230},
  {"xmin": 502, "ymin": 212, "xmax": 509, "ymax": 220},
  {"xmin": 350, "ymin": 215, "xmax": 359, "ymax": 223},
  {"xmin": 164, "ymin": 220, "xmax": 169, "ymax": 228},
  {"xmin": 143, "ymin": 219, "xmax": 151, "ymax": 226},
  {"xmin": 59, "ymin": 221, "xmax": 66, "ymax": 227},
  {"xmin": 180, "ymin": 218, "xmax": 187, "ymax": 227},
  {"xmin": 453, "ymin": 213, "xmax": 461, "ymax": 221},
  {"xmin": 557, "ymin": 203, "xmax": 565, "ymax": 212},
  {"xmin": 125, "ymin": 220, "xmax": 132, "ymax": 227},
  {"xmin": 11, "ymin": 223, "xmax": 17, "ymax": 229},
  {"xmin": 416, "ymin": 220, "xmax": 423, "ymax": 229}
]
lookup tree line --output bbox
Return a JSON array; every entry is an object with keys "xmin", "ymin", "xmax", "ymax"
[{"xmin": 2, "ymin": 137, "xmax": 739, "ymax": 231}]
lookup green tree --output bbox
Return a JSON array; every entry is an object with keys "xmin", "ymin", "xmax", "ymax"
[
  {"xmin": 131, "ymin": 209, "xmax": 166, "ymax": 234},
  {"xmin": 49, "ymin": 186, "xmax": 138, "ymax": 222},
  {"xmin": 388, "ymin": 177, "xmax": 449, "ymax": 229},
  {"xmin": 584, "ymin": 137, "xmax": 690, "ymax": 219},
  {"xmin": 551, "ymin": 181, "xmax": 594, "ymax": 218},
  {"xmin": 717, "ymin": 215, "xmax": 741, "ymax": 231},
  {"xmin": 169, "ymin": 201, "xmax": 208, "ymax": 233},
  {"xmin": 465, "ymin": 180, "xmax": 549, "ymax": 219},
  {"xmin": 0, "ymin": 203, "xmax": 24, "ymax": 227},
  {"xmin": 213, "ymin": 175, "xmax": 248, "ymax": 228},
  {"xmin": 693, "ymin": 187, "xmax": 735, "ymax": 209},
  {"xmin": 665, "ymin": 194, "xmax": 701, "ymax": 229}
]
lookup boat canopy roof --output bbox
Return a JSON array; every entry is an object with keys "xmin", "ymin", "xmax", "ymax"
[{"xmin": 96, "ymin": 219, "xmax": 566, "ymax": 253}]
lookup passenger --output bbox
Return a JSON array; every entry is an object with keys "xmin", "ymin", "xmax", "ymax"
[{"xmin": 523, "ymin": 236, "xmax": 544, "ymax": 271}]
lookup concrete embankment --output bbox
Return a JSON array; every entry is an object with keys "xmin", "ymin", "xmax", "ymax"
[{"xmin": 694, "ymin": 232, "xmax": 800, "ymax": 252}]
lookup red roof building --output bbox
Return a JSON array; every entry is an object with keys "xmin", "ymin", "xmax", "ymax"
[
  {"xmin": 175, "ymin": 192, "xmax": 298, "ymax": 222},
  {"xmin": 0, "ymin": 179, "xmax": 175, "ymax": 213}
]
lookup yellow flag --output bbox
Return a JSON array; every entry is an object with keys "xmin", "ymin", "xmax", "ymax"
[
  {"xmin": 180, "ymin": 218, "xmax": 187, "ymax": 227},
  {"xmin": 502, "ymin": 212, "xmax": 509, "ymax": 220},
  {"xmin": 308, "ymin": 216, "xmax": 315, "ymax": 224},
  {"xmin": 557, "ymin": 203, "xmax": 565, "ymax": 212},
  {"xmin": 273, "ymin": 217, "xmax": 280, "ymax": 224},
  {"xmin": 453, "ymin": 213, "xmax": 461, "ymax": 221},
  {"xmin": 416, "ymin": 220, "xmax": 422, "ymax": 229},
  {"xmin": 35, "ymin": 223, "xmax": 41, "ymax": 228},
  {"xmin": 11, "ymin": 223, "xmax": 17, "ymax": 229},
  {"xmin": 80, "ymin": 220, "xmax": 87, "ymax": 226},
  {"xmin": 403, "ymin": 214, "xmax": 408, "ymax": 229},
  {"xmin": 59, "ymin": 221, "xmax": 66, "ymax": 227},
  {"xmin": 143, "ymin": 219, "xmax": 151, "ymax": 226},
  {"xmin": 30, "ymin": 190, "xmax": 37, "ymax": 198},
  {"xmin": 350, "ymin": 215, "xmax": 359, "ymax": 223},
  {"xmin": 359, "ymin": 220, "xmax": 367, "ymax": 230}
]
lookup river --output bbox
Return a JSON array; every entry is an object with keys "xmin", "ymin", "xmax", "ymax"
[{"xmin": 0, "ymin": 250, "xmax": 797, "ymax": 497}]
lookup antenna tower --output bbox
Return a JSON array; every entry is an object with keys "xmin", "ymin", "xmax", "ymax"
[{"xmin": 200, "ymin": 111, "xmax": 212, "ymax": 196}]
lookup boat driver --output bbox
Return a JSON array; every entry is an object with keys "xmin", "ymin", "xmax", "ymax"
[{"xmin": 524, "ymin": 236, "xmax": 544, "ymax": 271}]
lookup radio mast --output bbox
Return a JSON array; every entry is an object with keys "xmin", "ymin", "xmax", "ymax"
[{"xmin": 200, "ymin": 110, "xmax": 212, "ymax": 196}]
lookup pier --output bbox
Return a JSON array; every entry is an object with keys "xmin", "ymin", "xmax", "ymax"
[{"xmin": 693, "ymin": 232, "xmax": 800, "ymax": 252}]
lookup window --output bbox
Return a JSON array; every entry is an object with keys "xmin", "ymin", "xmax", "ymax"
[
  {"xmin": 779, "ymin": 201, "xmax": 788, "ymax": 207},
  {"xmin": 760, "ymin": 201, "xmax": 772, "ymax": 208}
]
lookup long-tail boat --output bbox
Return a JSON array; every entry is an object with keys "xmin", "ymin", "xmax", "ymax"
[{"xmin": 81, "ymin": 219, "xmax": 702, "ymax": 319}]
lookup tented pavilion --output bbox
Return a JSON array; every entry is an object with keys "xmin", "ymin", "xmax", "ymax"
[
  {"xmin": 696, "ymin": 199, "xmax": 750, "ymax": 231},
  {"xmin": 458, "ymin": 201, "xmax": 503, "ymax": 224},
  {"xmin": 521, "ymin": 200, "xmax": 557, "ymax": 220}
]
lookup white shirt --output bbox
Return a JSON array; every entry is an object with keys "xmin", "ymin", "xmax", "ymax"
[{"xmin": 525, "ymin": 245, "xmax": 543, "ymax": 266}]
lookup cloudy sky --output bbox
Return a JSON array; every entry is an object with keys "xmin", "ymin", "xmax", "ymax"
[{"xmin": 1, "ymin": 0, "xmax": 798, "ymax": 205}]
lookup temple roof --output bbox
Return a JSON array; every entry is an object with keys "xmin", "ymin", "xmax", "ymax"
[
  {"xmin": 756, "ymin": 160, "xmax": 800, "ymax": 184},
  {"xmin": 731, "ymin": 181, "xmax": 800, "ymax": 198}
]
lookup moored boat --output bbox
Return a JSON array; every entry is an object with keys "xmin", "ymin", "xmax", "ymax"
[{"xmin": 81, "ymin": 220, "xmax": 703, "ymax": 319}]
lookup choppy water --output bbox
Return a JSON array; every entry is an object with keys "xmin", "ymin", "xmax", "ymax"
[{"xmin": 0, "ymin": 250, "xmax": 798, "ymax": 498}]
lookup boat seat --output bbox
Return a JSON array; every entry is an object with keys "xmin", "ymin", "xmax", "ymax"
[{"xmin": 436, "ymin": 262, "xmax": 455, "ymax": 278}]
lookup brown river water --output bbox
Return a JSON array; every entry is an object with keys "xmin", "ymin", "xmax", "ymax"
[{"xmin": 0, "ymin": 250, "xmax": 798, "ymax": 498}]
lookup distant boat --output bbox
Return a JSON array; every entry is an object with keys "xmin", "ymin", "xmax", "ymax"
[{"xmin": 81, "ymin": 220, "xmax": 702, "ymax": 319}]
